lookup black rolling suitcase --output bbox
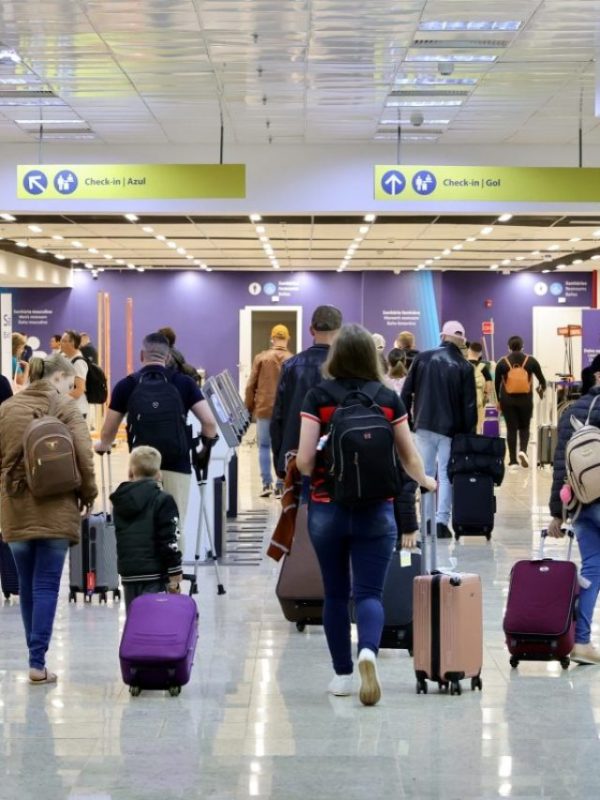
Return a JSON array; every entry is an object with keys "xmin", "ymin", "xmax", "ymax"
[
  {"xmin": 379, "ymin": 547, "xmax": 421, "ymax": 650},
  {"xmin": 537, "ymin": 425, "xmax": 557, "ymax": 467},
  {"xmin": 0, "ymin": 535, "xmax": 19, "ymax": 599},
  {"xmin": 69, "ymin": 453, "xmax": 120, "ymax": 603},
  {"xmin": 452, "ymin": 474, "xmax": 495, "ymax": 541}
]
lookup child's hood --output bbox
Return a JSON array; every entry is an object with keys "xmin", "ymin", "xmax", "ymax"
[{"xmin": 110, "ymin": 479, "xmax": 161, "ymax": 519}]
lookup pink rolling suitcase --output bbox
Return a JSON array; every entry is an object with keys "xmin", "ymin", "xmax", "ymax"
[
  {"xmin": 119, "ymin": 593, "xmax": 199, "ymax": 696},
  {"xmin": 503, "ymin": 530, "xmax": 578, "ymax": 670},
  {"xmin": 482, "ymin": 405, "xmax": 500, "ymax": 437},
  {"xmin": 413, "ymin": 492, "xmax": 483, "ymax": 696}
]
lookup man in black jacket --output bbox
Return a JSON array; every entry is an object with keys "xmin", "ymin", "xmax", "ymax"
[
  {"xmin": 270, "ymin": 305, "xmax": 342, "ymax": 493},
  {"xmin": 111, "ymin": 445, "xmax": 183, "ymax": 611},
  {"xmin": 548, "ymin": 356, "xmax": 600, "ymax": 664},
  {"xmin": 401, "ymin": 321, "xmax": 477, "ymax": 538}
]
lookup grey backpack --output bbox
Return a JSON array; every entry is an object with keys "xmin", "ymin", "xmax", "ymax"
[{"xmin": 565, "ymin": 395, "xmax": 600, "ymax": 505}]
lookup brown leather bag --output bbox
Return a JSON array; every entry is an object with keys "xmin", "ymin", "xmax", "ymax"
[{"xmin": 22, "ymin": 396, "xmax": 82, "ymax": 498}]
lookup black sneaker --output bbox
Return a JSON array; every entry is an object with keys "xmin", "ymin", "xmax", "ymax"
[
  {"xmin": 436, "ymin": 522, "xmax": 453, "ymax": 539},
  {"xmin": 260, "ymin": 483, "xmax": 273, "ymax": 498},
  {"xmin": 273, "ymin": 485, "xmax": 284, "ymax": 499}
]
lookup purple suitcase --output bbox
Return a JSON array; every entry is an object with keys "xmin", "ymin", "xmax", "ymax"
[
  {"xmin": 119, "ymin": 593, "xmax": 199, "ymax": 696},
  {"xmin": 503, "ymin": 531, "xmax": 578, "ymax": 670},
  {"xmin": 482, "ymin": 406, "xmax": 500, "ymax": 437}
]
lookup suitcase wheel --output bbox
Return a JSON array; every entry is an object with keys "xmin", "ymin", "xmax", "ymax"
[
  {"xmin": 114, "ymin": 589, "xmax": 121, "ymax": 602},
  {"xmin": 560, "ymin": 658, "xmax": 570, "ymax": 670},
  {"xmin": 3, "ymin": 592, "xmax": 10, "ymax": 600},
  {"xmin": 509, "ymin": 656, "xmax": 519, "ymax": 669},
  {"xmin": 84, "ymin": 594, "xmax": 92, "ymax": 604},
  {"xmin": 99, "ymin": 592, "xmax": 108, "ymax": 604},
  {"xmin": 450, "ymin": 681, "xmax": 462, "ymax": 696},
  {"xmin": 129, "ymin": 686, "xmax": 142, "ymax": 697},
  {"xmin": 68, "ymin": 589, "xmax": 77, "ymax": 603},
  {"xmin": 416, "ymin": 678, "xmax": 428, "ymax": 695},
  {"xmin": 296, "ymin": 622, "xmax": 306, "ymax": 633},
  {"xmin": 486, "ymin": 534, "xmax": 492, "ymax": 542},
  {"xmin": 168, "ymin": 686, "xmax": 182, "ymax": 697},
  {"xmin": 471, "ymin": 676, "xmax": 483, "ymax": 692},
  {"xmin": 438, "ymin": 681, "xmax": 449, "ymax": 693}
]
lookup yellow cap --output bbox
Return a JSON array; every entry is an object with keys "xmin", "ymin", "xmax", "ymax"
[{"xmin": 271, "ymin": 324, "xmax": 290, "ymax": 340}]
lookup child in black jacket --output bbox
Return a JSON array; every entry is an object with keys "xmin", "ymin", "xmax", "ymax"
[{"xmin": 110, "ymin": 446, "xmax": 183, "ymax": 611}]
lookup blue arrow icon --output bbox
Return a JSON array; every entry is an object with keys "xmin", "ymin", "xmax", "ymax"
[
  {"xmin": 381, "ymin": 169, "xmax": 406, "ymax": 196},
  {"xmin": 23, "ymin": 170, "xmax": 48, "ymax": 195}
]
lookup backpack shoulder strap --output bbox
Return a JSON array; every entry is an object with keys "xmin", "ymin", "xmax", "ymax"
[
  {"xmin": 585, "ymin": 394, "xmax": 600, "ymax": 425},
  {"xmin": 321, "ymin": 381, "xmax": 349, "ymax": 406},
  {"xmin": 521, "ymin": 355, "xmax": 529, "ymax": 369},
  {"xmin": 502, "ymin": 356, "xmax": 512, "ymax": 369},
  {"xmin": 361, "ymin": 381, "xmax": 382, "ymax": 402}
]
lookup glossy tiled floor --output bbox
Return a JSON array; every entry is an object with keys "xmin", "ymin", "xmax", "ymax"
[{"xmin": 2, "ymin": 442, "xmax": 600, "ymax": 800}]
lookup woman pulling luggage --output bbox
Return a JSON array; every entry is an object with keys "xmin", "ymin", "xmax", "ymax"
[
  {"xmin": 297, "ymin": 324, "xmax": 436, "ymax": 706},
  {"xmin": 0, "ymin": 354, "xmax": 97, "ymax": 684}
]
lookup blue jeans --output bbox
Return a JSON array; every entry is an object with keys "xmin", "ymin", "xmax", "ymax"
[
  {"xmin": 9, "ymin": 538, "xmax": 69, "ymax": 670},
  {"xmin": 574, "ymin": 504, "xmax": 600, "ymax": 644},
  {"xmin": 256, "ymin": 417, "xmax": 277, "ymax": 487},
  {"xmin": 414, "ymin": 429, "xmax": 452, "ymax": 525},
  {"xmin": 308, "ymin": 501, "xmax": 397, "ymax": 675}
]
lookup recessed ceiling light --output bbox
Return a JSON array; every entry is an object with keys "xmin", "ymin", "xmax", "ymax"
[
  {"xmin": 156, "ymin": 235, "xmax": 166, "ymax": 242},
  {"xmin": 55, "ymin": 254, "xmax": 65, "ymax": 260},
  {"xmin": 452, "ymin": 244, "xmax": 463, "ymax": 251},
  {"xmin": 395, "ymin": 76, "xmax": 477, "ymax": 87},
  {"xmin": 97, "ymin": 267, "xmax": 105, "ymax": 273},
  {"xmin": 337, "ymin": 267, "xmax": 344, "ymax": 273},
  {"xmin": 259, "ymin": 235, "xmax": 269, "ymax": 243},
  {"xmin": 127, "ymin": 263, "xmax": 136, "ymax": 269},
  {"xmin": 84, "ymin": 263, "xmax": 93, "ymax": 269},
  {"xmin": 547, "ymin": 244, "xmax": 560, "ymax": 251},
  {"xmin": 364, "ymin": 214, "xmax": 376, "ymax": 223},
  {"xmin": 27, "ymin": 224, "xmax": 42, "ymax": 233},
  {"xmin": 88, "ymin": 247, "xmax": 98, "ymax": 254},
  {"xmin": 15, "ymin": 241, "xmax": 27, "ymax": 248},
  {"xmin": 386, "ymin": 99, "xmax": 463, "ymax": 107},
  {"xmin": 137, "ymin": 267, "xmax": 145, "ymax": 272},
  {"xmin": 442, "ymin": 249, "xmax": 451, "ymax": 255},
  {"xmin": 489, "ymin": 264, "xmax": 499, "ymax": 270},
  {"xmin": 52, "ymin": 234, "xmax": 63, "ymax": 240},
  {"xmin": 186, "ymin": 255, "xmax": 194, "ymax": 260},
  {"xmin": 103, "ymin": 254, "xmax": 113, "ymax": 260},
  {"xmin": 142, "ymin": 226, "xmax": 154, "ymax": 234},
  {"xmin": 124, "ymin": 213, "xmax": 138, "ymax": 222},
  {"xmin": 573, "ymin": 259, "xmax": 583, "ymax": 264},
  {"xmin": 255, "ymin": 225, "xmax": 266, "ymax": 234},
  {"xmin": 177, "ymin": 247, "xmax": 186, "ymax": 255},
  {"xmin": 36, "ymin": 248, "xmax": 47, "ymax": 254},
  {"xmin": 542, "ymin": 269, "xmax": 551, "ymax": 274},
  {"xmin": 250, "ymin": 214, "xmax": 262, "ymax": 223},
  {"xmin": 418, "ymin": 263, "xmax": 426, "ymax": 268},
  {"xmin": 426, "ymin": 259, "xmax": 433, "ymax": 265},
  {"xmin": 359, "ymin": 225, "xmax": 369, "ymax": 234},
  {"xmin": 480, "ymin": 226, "xmax": 494, "ymax": 235},
  {"xmin": 116, "ymin": 259, "xmax": 125, "ymax": 265},
  {"xmin": 71, "ymin": 241, "xmax": 83, "ymax": 248},
  {"xmin": 592, "ymin": 255, "xmax": 600, "ymax": 261},
  {"xmin": 531, "ymin": 250, "xmax": 540, "ymax": 256},
  {"xmin": 167, "ymin": 241, "xmax": 177, "ymax": 249},
  {"xmin": 354, "ymin": 237, "xmax": 363, "ymax": 244},
  {"xmin": 516, "ymin": 256, "xmax": 525, "ymax": 261},
  {"xmin": 405, "ymin": 54, "xmax": 497, "ymax": 63},
  {"xmin": 594, "ymin": 230, "xmax": 600, "ymax": 238},
  {"xmin": 418, "ymin": 20, "xmax": 522, "ymax": 32},
  {"xmin": 569, "ymin": 237, "xmax": 581, "ymax": 243},
  {"xmin": 434, "ymin": 256, "xmax": 442, "ymax": 260},
  {"xmin": 557, "ymin": 264, "xmax": 567, "ymax": 270},
  {"xmin": 205, "ymin": 268, "xmax": 213, "ymax": 272},
  {"xmin": 17, "ymin": 119, "xmax": 85, "ymax": 125},
  {"xmin": 498, "ymin": 213, "xmax": 513, "ymax": 222},
  {"xmin": 466, "ymin": 237, "xmax": 477, "ymax": 242},
  {"xmin": 0, "ymin": 213, "xmax": 16, "ymax": 222},
  {"xmin": 502, "ymin": 259, "xmax": 511, "ymax": 265}
]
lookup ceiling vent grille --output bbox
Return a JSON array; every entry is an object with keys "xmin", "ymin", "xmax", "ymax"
[
  {"xmin": 0, "ymin": 89, "xmax": 56, "ymax": 98},
  {"xmin": 389, "ymin": 89, "xmax": 470, "ymax": 98},
  {"xmin": 413, "ymin": 38, "xmax": 510, "ymax": 49}
]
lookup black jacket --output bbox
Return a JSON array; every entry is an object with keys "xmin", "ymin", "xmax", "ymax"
[
  {"xmin": 110, "ymin": 479, "xmax": 182, "ymax": 583},
  {"xmin": 270, "ymin": 343, "xmax": 330, "ymax": 477},
  {"xmin": 393, "ymin": 469, "xmax": 418, "ymax": 535},
  {"xmin": 399, "ymin": 347, "xmax": 419, "ymax": 370},
  {"xmin": 550, "ymin": 386, "xmax": 600, "ymax": 518},
  {"xmin": 401, "ymin": 342, "xmax": 477, "ymax": 437},
  {"xmin": 495, "ymin": 352, "xmax": 546, "ymax": 401}
]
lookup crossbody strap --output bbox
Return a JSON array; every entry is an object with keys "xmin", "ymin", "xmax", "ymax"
[{"xmin": 585, "ymin": 393, "xmax": 600, "ymax": 425}]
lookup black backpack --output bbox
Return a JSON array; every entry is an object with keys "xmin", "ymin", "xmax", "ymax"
[
  {"xmin": 126, "ymin": 371, "xmax": 191, "ymax": 470},
  {"xmin": 72, "ymin": 356, "xmax": 108, "ymax": 405},
  {"xmin": 323, "ymin": 381, "xmax": 401, "ymax": 507}
]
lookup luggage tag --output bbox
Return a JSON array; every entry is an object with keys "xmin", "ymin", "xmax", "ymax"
[{"xmin": 399, "ymin": 550, "xmax": 412, "ymax": 568}]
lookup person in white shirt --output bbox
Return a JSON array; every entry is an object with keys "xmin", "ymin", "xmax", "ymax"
[{"xmin": 60, "ymin": 330, "xmax": 89, "ymax": 419}]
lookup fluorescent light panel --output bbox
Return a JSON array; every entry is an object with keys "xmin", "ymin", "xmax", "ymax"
[
  {"xmin": 385, "ymin": 99, "xmax": 463, "ymax": 107},
  {"xmin": 418, "ymin": 21, "xmax": 522, "ymax": 32},
  {"xmin": 405, "ymin": 54, "xmax": 497, "ymax": 63}
]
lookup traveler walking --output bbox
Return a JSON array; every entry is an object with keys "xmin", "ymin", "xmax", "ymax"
[
  {"xmin": 386, "ymin": 348, "xmax": 408, "ymax": 396},
  {"xmin": 394, "ymin": 331, "xmax": 419, "ymax": 370},
  {"xmin": 12, "ymin": 333, "xmax": 29, "ymax": 387},
  {"xmin": 468, "ymin": 341, "xmax": 494, "ymax": 433},
  {"xmin": 95, "ymin": 333, "xmax": 218, "ymax": 541},
  {"xmin": 80, "ymin": 333, "xmax": 98, "ymax": 364},
  {"xmin": 401, "ymin": 320, "xmax": 477, "ymax": 538},
  {"xmin": 60, "ymin": 330, "xmax": 89, "ymax": 419},
  {"xmin": 0, "ymin": 353, "xmax": 97, "ymax": 684},
  {"xmin": 49, "ymin": 334, "xmax": 62, "ymax": 353},
  {"xmin": 245, "ymin": 324, "xmax": 292, "ymax": 497},
  {"xmin": 548, "ymin": 356, "xmax": 600, "ymax": 664},
  {"xmin": 297, "ymin": 324, "xmax": 435, "ymax": 705},
  {"xmin": 158, "ymin": 326, "xmax": 201, "ymax": 383},
  {"xmin": 495, "ymin": 335, "xmax": 546, "ymax": 470},
  {"xmin": 271, "ymin": 305, "xmax": 342, "ymax": 486}
]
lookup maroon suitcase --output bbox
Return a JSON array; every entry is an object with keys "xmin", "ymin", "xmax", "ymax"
[
  {"xmin": 119, "ymin": 593, "xmax": 199, "ymax": 696},
  {"xmin": 503, "ymin": 530, "xmax": 579, "ymax": 670}
]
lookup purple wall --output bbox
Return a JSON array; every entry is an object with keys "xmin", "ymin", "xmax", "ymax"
[
  {"xmin": 8, "ymin": 269, "xmax": 594, "ymax": 386},
  {"xmin": 441, "ymin": 271, "xmax": 594, "ymax": 361}
]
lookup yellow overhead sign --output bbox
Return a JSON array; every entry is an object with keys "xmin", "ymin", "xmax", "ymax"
[
  {"xmin": 17, "ymin": 163, "xmax": 246, "ymax": 199},
  {"xmin": 374, "ymin": 165, "xmax": 600, "ymax": 203}
]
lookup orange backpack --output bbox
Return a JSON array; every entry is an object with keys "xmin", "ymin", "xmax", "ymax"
[{"xmin": 502, "ymin": 355, "xmax": 531, "ymax": 395}]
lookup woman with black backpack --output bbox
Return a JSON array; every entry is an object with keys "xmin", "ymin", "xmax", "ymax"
[{"xmin": 297, "ymin": 324, "xmax": 435, "ymax": 706}]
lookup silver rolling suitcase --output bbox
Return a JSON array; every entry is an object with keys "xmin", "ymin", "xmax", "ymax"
[{"xmin": 69, "ymin": 453, "xmax": 120, "ymax": 603}]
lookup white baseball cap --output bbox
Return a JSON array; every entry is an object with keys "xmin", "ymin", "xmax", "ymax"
[{"xmin": 440, "ymin": 321, "xmax": 466, "ymax": 342}]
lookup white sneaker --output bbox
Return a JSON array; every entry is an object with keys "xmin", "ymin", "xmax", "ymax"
[
  {"xmin": 508, "ymin": 464, "xmax": 519, "ymax": 473},
  {"xmin": 328, "ymin": 674, "xmax": 353, "ymax": 696},
  {"xmin": 358, "ymin": 648, "xmax": 381, "ymax": 706},
  {"xmin": 571, "ymin": 643, "xmax": 600, "ymax": 665},
  {"xmin": 518, "ymin": 451, "xmax": 529, "ymax": 468}
]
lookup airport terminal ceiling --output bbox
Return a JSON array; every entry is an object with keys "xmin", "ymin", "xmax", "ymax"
[{"xmin": 1, "ymin": 212, "xmax": 600, "ymax": 274}]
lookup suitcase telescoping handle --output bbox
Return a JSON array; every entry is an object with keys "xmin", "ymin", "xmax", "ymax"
[
  {"xmin": 539, "ymin": 527, "xmax": 574, "ymax": 561},
  {"xmin": 98, "ymin": 451, "xmax": 113, "ymax": 520},
  {"xmin": 419, "ymin": 489, "xmax": 438, "ymax": 575}
]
